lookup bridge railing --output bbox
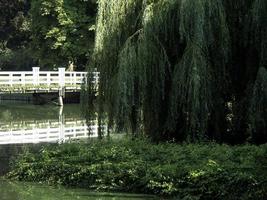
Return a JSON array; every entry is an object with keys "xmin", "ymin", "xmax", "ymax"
[{"xmin": 0, "ymin": 67, "xmax": 98, "ymax": 90}]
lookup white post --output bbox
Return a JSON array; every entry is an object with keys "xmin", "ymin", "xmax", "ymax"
[
  {"xmin": 32, "ymin": 67, "xmax": 40, "ymax": 86},
  {"xmin": 59, "ymin": 106, "xmax": 65, "ymax": 143},
  {"xmin": 58, "ymin": 68, "xmax": 65, "ymax": 87},
  {"xmin": 58, "ymin": 95, "xmax": 64, "ymax": 106},
  {"xmin": 84, "ymin": 73, "xmax": 88, "ymax": 85},
  {"xmin": 58, "ymin": 68, "xmax": 65, "ymax": 107},
  {"xmin": 47, "ymin": 73, "xmax": 51, "ymax": 87},
  {"xmin": 73, "ymin": 73, "xmax": 76, "ymax": 86},
  {"xmin": 21, "ymin": 73, "xmax": 25, "ymax": 86},
  {"xmin": 9, "ymin": 73, "xmax": 13, "ymax": 86}
]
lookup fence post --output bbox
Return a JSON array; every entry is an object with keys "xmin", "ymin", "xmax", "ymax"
[
  {"xmin": 9, "ymin": 73, "xmax": 13, "ymax": 86},
  {"xmin": 21, "ymin": 73, "xmax": 25, "ymax": 86},
  {"xmin": 47, "ymin": 73, "xmax": 51, "ymax": 86},
  {"xmin": 58, "ymin": 68, "xmax": 65, "ymax": 107},
  {"xmin": 32, "ymin": 67, "xmax": 40, "ymax": 86},
  {"xmin": 58, "ymin": 68, "xmax": 65, "ymax": 87}
]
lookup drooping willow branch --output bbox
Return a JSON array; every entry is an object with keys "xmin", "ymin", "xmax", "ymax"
[{"xmin": 84, "ymin": 0, "xmax": 267, "ymax": 143}]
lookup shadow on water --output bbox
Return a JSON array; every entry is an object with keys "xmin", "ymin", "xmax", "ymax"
[
  {"xmin": 0, "ymin": 179, "xmax": 157, "ymax": 200},
  {"xmin": 0, "ymin": 144, "xmax": 23, "ymax": 176},
  {"xmin": 0, "ymin": 144, "xmax": 49, "ymax": 176}
]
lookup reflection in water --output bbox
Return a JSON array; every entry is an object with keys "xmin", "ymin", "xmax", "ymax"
[
  {"xmin": 0, "ymin": 102, "xmax": 100, "ymax": 144},
  {"xmin": 0, "ymin": 180, "xmax": 156, "ymax": 200},
  {"xmin": 0, "ymin": 102, "xmax": 145, "ymax": 199}
]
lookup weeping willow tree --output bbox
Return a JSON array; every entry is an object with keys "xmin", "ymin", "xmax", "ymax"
[{"xmin": 84, "ymin": 0, "xmax": 267, "ymax": 144}]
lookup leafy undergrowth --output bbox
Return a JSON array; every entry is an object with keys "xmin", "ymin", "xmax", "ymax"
[{"xmin": 7, "ymin": 138, "xmax": 267, "ymax": 199}]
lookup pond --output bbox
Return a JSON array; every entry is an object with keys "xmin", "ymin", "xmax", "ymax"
[
  {"xmin": 0, "ymin": 179, "xmax": 157, "ymax": 200},
  {"xmin": 0, "ymin": 102, "xmax": 153, "ymax": 199},
  {"xmin": 0, "ymin": 101, "xmax": 93, "ymax": 174}
]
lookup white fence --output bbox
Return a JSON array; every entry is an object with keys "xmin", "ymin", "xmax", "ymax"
[{"xmin": 0, "ymin": 67, "xmax": 98, "ymax": 93}]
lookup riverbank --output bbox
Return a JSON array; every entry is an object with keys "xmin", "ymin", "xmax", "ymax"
[{"xmin": 6, "ymin": 139, "xmax": 267, "ymax": 199}]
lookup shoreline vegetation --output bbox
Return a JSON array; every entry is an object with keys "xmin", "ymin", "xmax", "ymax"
[{"xmin": 6, "ymin": 138, "xmax": 267, "ymax": 199}]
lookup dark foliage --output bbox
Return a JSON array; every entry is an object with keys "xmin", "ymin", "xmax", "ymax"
[
  {"xmin": 85, "ymin": 0, "xmax": 267, "ymax": 144},
  {"xmin": 7, "ymin": 140, "xmax": 267, "ymax": 199}
]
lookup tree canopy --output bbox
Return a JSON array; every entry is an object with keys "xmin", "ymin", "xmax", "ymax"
[
  {"xmin": 30, "ymin": 0, "xmax": 97, "ymax": 69},
  {"xmin": 86, "ymin": 0, "xmax": 267, "ymax": 144},
  {"xmin": 0, "ymin": 0, "xmax": 34, "ymax": 70},
  {"xmin": 0, "ymin": 0, "xmax": 97, "ymax": 71}
]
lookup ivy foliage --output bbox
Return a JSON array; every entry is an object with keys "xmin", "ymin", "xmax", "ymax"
[
  {"xmin": 7, "ymin": 140, "xmax": 267, "ymax": 199},
  {"xmin": 86, "ymin": 0, "xmax": 267, "ymax": 143}
]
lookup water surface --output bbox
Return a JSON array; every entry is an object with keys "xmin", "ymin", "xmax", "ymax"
[
  {"xmin": 0, "ymin": 101, "xmax": 93, "ymax": 174},
  {"xmin": 0, "ymin": 102, "xmax": 95, "ymax": 144},
  {"xmin": 0, "ymin": 179, "xmax": 156, "ymax": 200},
  {"xmin": 0, "ymin": 102, "xmax": 150, "ymax": 199}
]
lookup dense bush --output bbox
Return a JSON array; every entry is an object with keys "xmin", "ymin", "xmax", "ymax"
[{"xmin": 7, "ymin": 139, "xmax": 267, "ymax": 199}]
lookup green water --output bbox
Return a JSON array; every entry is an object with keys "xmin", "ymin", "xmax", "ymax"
[
  {"xmin": 0, "ymin": 102, "xmax": 83, "ymax": 123},
  {"xmin": 0, "ymin": 102, "xmax": 154, "ymax": 199},
  {"xmin": 0, "ymin": 102, "xmax": 89, "ymax": 173},
  {"xmin": 0, "ymin": 179, "xmax": 156, "ymax": 200},
  {"xmin": 0, "ymin": 102, "xmax": 90, "ymax": 143}
]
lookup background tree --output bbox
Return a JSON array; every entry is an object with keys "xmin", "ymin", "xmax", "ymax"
[
  {"xmin": 0, "ymin": 0, "xmax": 35, "ymax": 70},
  {"xmin": 30, "ymin": 0, "xmax": 97, "ymax": 70}
]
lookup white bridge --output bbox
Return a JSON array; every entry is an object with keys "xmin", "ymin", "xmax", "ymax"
[
  {"xmin": 0, "ymin": 67, "xmax": 98, "ymax": 105},
  {"xmin": 0, "ymin": 67, "xmax": 98, "ymax": 94}
]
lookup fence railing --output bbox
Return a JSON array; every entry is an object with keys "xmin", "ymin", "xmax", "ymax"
[{"xmin": 0, "ymin": 67, "xmax": 98, "ymax": 91}]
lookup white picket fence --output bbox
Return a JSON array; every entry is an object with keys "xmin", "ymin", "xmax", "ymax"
[{"xmin": 0, "ymin": 67, "xmax": 98, "ymax": 93}]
